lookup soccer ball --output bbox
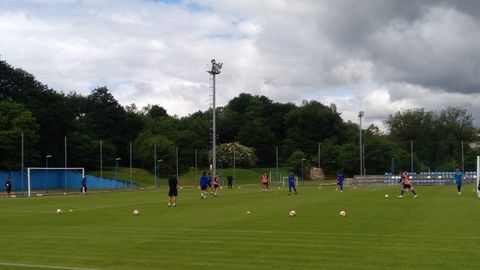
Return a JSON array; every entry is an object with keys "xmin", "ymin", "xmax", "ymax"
[
  {"xmin": 56, "ymin": 209, "xmax": 63, "ymax": 215},
  {"xmin": 132, "ymin": 210, "xmax": 140, "ymax": 216},
  {"xmin": 289, "ymin": 210, "xmax": 296, "ymax": 217},
  {"xmin": 339, "ymin": 210, "xmax": 347, "ymax": 217},
  {"xmin": 246, "ymin": 211, "xmax": 251, "ymax": 214},
  {"xmin": 385, "ymin": 194, "xmax": 389, "ymax": 198}
]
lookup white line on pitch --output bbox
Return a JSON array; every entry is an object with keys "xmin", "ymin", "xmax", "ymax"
[{"xmin": 0, "ymin": 262, "xmax": 101, "ymax": 270}]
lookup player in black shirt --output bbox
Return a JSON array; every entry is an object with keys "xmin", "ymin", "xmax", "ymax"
[
  {"xmin": 5, "ymin": 178, "xmax": 12, "ymax": 197},
  {"xmin": 168, "ymin": 172, "xmax": 178, "ymax": 207}
]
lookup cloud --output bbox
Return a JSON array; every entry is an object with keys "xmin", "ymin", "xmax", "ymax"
[{"xmin": 0, "ymin": 0, "xmax": 479, "ymax": 128}]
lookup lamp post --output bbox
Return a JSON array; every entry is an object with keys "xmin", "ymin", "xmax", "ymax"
[
  {"xmin": 207, "ymin": 59, "xmax": 222, "ymax": 183},
  {"xmin": 45, "ymin": 155, "xmax": 52, "ymax": 193},
  {"xmin": 358, "ymin": 111, "xmax": 364, "ymax": 175},
  {"xmin": 157, "ymin": 159, "xmax": 162, "ymax": 187},
  {"xmin": 115, "ymin": 158, "xmax": 121, "ymax": 189},
  {"xmin": 301, "ymin": 158, "xmax": 306, "ymax": 185}
]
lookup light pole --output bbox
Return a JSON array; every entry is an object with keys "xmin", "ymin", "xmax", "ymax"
[
  {"xmin": 45, "ymin": 155, "xmax": 52, "ymax": 193},
  {"xmin": 301, "ymin": 158, "xmax": 306, "ymax": 185},
  {"xmin": 115, "ymin": 158, "xmax": 121, "ymax": 189},
  {"xmin": 157, "ymin": 159, "xmax": 162, "ymax": 187},
  {"xmin": 358, "ymin": 111, "xmax": 364, "ymax": 175},
  {"xmin": 207, "ymin": 59, "xmax": 222, "ymax": 183}
]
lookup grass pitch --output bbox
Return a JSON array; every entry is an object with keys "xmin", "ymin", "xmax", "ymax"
[{"xmin": 0, "ymin": 185, "xmax": 478, "ymax": 270}]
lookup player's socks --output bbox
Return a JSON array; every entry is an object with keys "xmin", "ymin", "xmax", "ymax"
[
  {"xmin": 411, "ymin": 190, "xmax": 417, "ymax": 195},
  {"xmin": 168, "ymin": 203, "xmax": 171, "ymax": 207}
]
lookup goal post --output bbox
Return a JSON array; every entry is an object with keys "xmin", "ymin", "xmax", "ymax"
[{"xmin": 27, "ymin": 167, "xmax": 85, "ymax": 197}]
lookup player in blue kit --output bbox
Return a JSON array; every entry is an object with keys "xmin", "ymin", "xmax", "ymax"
[
  {"xmin": 199, "ymin": 171, "xmax": 209, "ymax": 199},
  {"xmin": 336, "ymin": 170, "xmax": 345, "ymax": 192},
  {"xmin": 452, "ymin": 167, "xmax": 464, "ymax": 195},
  {"xmin": 288, "ymin": 172, "xmax": 297, "ymax": 195}
]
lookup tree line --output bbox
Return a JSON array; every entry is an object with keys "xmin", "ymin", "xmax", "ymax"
[{"xmin": 1, "ymin": 59, "xmax": 479, "ymax": 177}]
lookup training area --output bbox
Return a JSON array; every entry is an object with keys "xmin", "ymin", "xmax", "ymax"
[
  {"xmin": 3, "ymin": 2, "xmax": 480, "ymax": 269},
  {"xmin": 1, "ymin": 182, "xmax": 479, "ymax": 270}
]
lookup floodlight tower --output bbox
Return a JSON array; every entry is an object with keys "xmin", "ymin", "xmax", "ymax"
[{"xmin": 207, "ymin": 59, "xmax": 222, "ymax": 180}]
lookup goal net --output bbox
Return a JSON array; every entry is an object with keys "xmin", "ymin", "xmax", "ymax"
[{"xmin": 27, "ymin": 167, "xmax": 84, "ymax": 197}]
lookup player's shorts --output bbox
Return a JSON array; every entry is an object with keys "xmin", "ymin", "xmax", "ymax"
[
  {"xmin": 169, "ymin": 188, "xmax": 178, "ymax": 197},
  {"xmin": 214, "ymin": 184, "xmax": 219, "ymax": 188},
  {"xmin": 201, "ymin": 185, "xmax": 208, "ymax": 191},
  {"xmin": 403, "ymin": 184, "xmax": 412, "ymax": 189},
  {"xmin": 6, "ymin": 187, "xmax": 11, "ymax": 193}
]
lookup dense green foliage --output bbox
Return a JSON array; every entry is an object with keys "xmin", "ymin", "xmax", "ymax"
[
  {"xmin": 1, "ymin": 59, "xmax": 479, "ymax": 177},
  {"xmin": 0, "ymin": 186, "xmax": 478, "ymax": 269}
]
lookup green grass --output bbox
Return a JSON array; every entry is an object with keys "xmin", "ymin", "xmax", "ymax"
[{"xmin": 1, "ymin": 185, "xmax": 478, "ymax": 270}]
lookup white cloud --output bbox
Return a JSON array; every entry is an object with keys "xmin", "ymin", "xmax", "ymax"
[{"xmin": 0, "ymin": 0, "xmax": 479, "ymax": 128}]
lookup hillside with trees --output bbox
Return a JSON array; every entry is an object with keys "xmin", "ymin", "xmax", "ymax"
[{"xmin": 1, "ymin": 59, "xmax": 479, "ymax": 177}]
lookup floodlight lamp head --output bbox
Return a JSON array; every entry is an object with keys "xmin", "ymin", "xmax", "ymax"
[
  {"xmin": 115, "ymin": 157, "xmax": 121, "ymax": 161},
  {"xmin": 208, "ymin": 59, "xmax": 222, "ymax": 75},
  {"xmin": 358, "ymin": 111, "xmax": 364, "ymax": 117},
  {"xmin": 46, "ymin": 155, "xmax": 52, "ymax": 158}
]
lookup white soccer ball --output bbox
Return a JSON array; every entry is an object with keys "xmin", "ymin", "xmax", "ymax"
[
  {"xmin": 132, "ymin": 210, "xmax": 140, "ymax": 216},
  {"xmin": 246, "ymin": 211, "xmax": 251, "ymax": 214},
  {"xmin": 56, "ymin": 209, "xmax": 63, "ymax": 215},
  {"xmin": 289, "ymin": 210, "xmax": 296, "ymax": 217},
  {"xmin": 339, "ymin": 210, "xmax": 347, "ymax": 217},
  {"xmin": 385, "ymin": 194, "xmax": 389, "ymax": 198}
]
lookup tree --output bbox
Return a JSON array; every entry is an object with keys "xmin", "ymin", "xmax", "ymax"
[
  {"xmin": 385, "ymin": 107, "xmax": 476, "ymax": 171},
  {"xmin": 236, "ymin": 119, "xmax": 275, "ymax": 166},
  {"xmin": 287, "ymin": 150, "xmax": 310, "ymax": 178},
  {"xmin": 215, "ymin": 142, "xmax": 258, "ymax": 168},
  {"xmin": 284, "ymin": 101, "xmax": 344, "ymax": 157},
  {"xmin": 143, "ymin": 104, "xmax": 168, "ymax": 118},
  {"xmin": 0, "ymin": 100, "xmax": 39, "ymax": 170}
]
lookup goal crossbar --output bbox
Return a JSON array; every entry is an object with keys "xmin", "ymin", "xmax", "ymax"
[{"xmin": 27, "ymin": 167, "xmax": 85, "ymax": 197}]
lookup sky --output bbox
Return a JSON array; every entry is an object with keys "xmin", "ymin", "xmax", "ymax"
[{"xmin": 1, "ymin": 0, "xmax": 480, "ymax": 129}]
